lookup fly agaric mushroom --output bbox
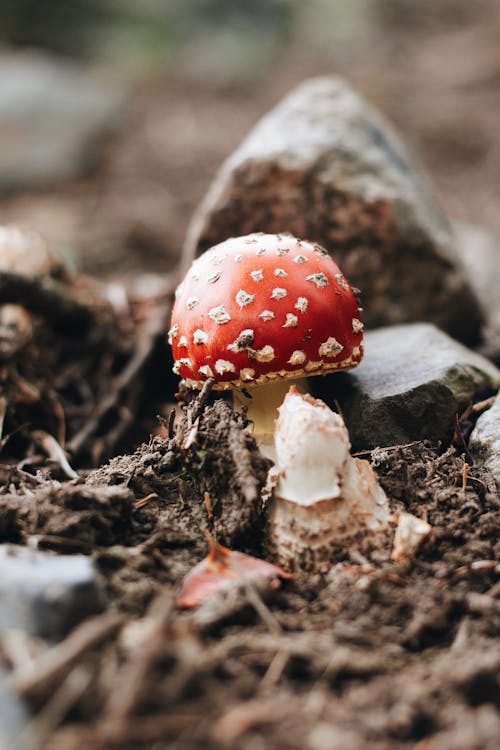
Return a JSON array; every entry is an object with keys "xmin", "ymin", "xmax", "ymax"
[
  {"xmin": 268, "ymin": 388, "xmax": 389, "ymax": 571},
  {"xmin": 169, "ymin": 233, "xmax": 363, "ymax": 452}
]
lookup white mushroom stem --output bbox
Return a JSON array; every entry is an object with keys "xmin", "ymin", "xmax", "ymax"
[
  {"xmin": 232, "ymin": 378, "xmax": 309, "ymax": 459},
  {"xmin": 268, "ymin": 388, "xmax": 389, "ymax": 571}
]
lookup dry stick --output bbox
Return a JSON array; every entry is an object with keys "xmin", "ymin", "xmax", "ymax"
[
  {"xmin": 185, "ymin": 378, "xmax": 214, "ymax": 430},
  {"xmin": 232, "ymin": 559, "xmax": 282, "ymax": 635},
  {"xmin": 12, "ymin": 612, "xmax": 124, "ymax": 700},
  {"xmin": 17, "ymin": 666, "xmax": 93, "ymax": 750},
  {"xmin": 104, "ymin": 594, "xmax": 175, "ymax": 721},
  {"xmin": 67, "ymin": 303, "xmax": 168, "ymax": 457},
  {"xmin": 0, "ymin": 271, "xmax": 95, "ymax": 335},
  {"xmin": 52, "ymin": 714, "xmax": 205, "ymax": 750}
]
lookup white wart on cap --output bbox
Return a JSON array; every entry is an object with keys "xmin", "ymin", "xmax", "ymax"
[{"xmin": 169, "ymin": 233, "xmax": 364, "ymax": 390}]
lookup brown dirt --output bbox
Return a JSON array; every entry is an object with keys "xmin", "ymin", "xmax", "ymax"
[
  {"xmin": 0, "ymin": 5, "xmax": 499, "ymax": 749},
  {"xmin": 1, "ymin": 388, "xmax": 498, "ymax": 750}
]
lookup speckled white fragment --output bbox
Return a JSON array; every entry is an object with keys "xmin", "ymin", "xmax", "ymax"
[
  {"xmin": 256, "ymin": 247, "xmax": 266, "ymax": 256},
  {"xmin": 283, "ymin": 313, "xmax": 298, "ymax": 328},
  {"xmin": 240, "ymin": 368, "xmax": 256, "ymax": 381},
  {"xmin": 319, "ymin": 337, "xmax": 343, "ymax": 357},
  {"xmin": 178, "ymin": 335, "xmax": 188, "ymax": 348},
  {"xmin": 293, "ymin": 255, "xmax": 308, "ymax": 264},
  {"xmin": 173, "ymin": 357, "xmax": 192, "ymax": 374},
  {"xmin": 236, "ymin": 289, "xmax": 255, "ymax": 308},
  {"xmin": 167, "ymin": 324, "xmax": 179, "ymax": 344},
  {"xmin": 276, "ymin": 247, "xmax": 289, "ymax": 256},
  {"xmin": 215, "ymin": 359, "xmax": 236, "ymax": 375},
  {"xmin": 207, "ymin": 271, "xmax": 221, "ymax": 283},
  {"xmin": 227, "ymin": 329, "xmax": 254, "ymax": 352},
  {"xmin": 193, "ymin": 329, "xmax": 208, "ymax": 344},
  {"xmin": 352, "ymin": 318, "xmax": 364, "ymax": 333},
  {"xmin": 198, "ymin": 364, "xmax": 214, "ymax": 378},
  {"xmin": 250, "ymin": 269, "xmax": 264, "ymax": 282},
  {"xmin": 335, "ymin": 273, "xmax": 348, "ymax": 290},
  {"xmin": 271, "ymin": 287, "xmax": 287, "ymax": 300},
  {"xmin": 259, "ymin": 310, "xmax": 275, "ymax": 321},
  {"xmin": 274, "ymin": 268, "xmax": 287, "ymax": 278},
  {"xmin": 306, "ymin": 272, "xmax": 329, "ymax": 288},
  {"xmin": 295, "ymin": 297, "xmax": 308, "ymax": 313},
  {"xmin": 208, "ymin": 305, "xmax": 231, "ymax": 324},
  {"xmin": 186, "ymin": 296, "xmax": 200, "ymax": 310},
  {"xmin": 288, "ymin": 350, "xmax": 306, "ymax": 365},
  {"xmin": 255, "ymin": 345, "xmax": 275, "ymax": 362},
  {"xmin": 234, "ymin": 255, "xmax": 243, "ymax": 262}
]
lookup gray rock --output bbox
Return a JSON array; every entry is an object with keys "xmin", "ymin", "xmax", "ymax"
[
  {"xmin": 453, "ymin": 222, "xmax": 500, "ymax": 331},
  {"xmin": 0, "ymin": 52, "xmax": 126, "ymax": 189},
  {"xmin": 0, "ymin": 672, "xmax": 28, "ymax": 750},
  {"xmin": 312, "ymin": 323, "xmax": 500, "ymax": 450},
  {"xmin": 183, "ymin": 76, "xmax": 483, "ymax": 344},
  {"xmin": 469, "ymin": 393, "xmax": 500, "ymax": 484},
  {"xmin": 0, "ymin": 545, "xmax": 106, "ymax": 640}
]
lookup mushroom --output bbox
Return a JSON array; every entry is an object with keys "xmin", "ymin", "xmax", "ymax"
[
  {"xmin": 267, "ymin": 387, "xmax": 389, "ymax": 571},
  {"xmin": 169, "ymin": 233, "xmax": 363, "ymax": 453}
]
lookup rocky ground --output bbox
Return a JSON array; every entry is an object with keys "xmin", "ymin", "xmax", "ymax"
[{"xmin": 0, "ymin": 3, "xmax": 499, "ymax": 749}]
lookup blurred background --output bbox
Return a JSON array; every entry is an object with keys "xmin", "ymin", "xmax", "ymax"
[{"xmin": 0, "ymin": 0, "xmax": 499, "ymax": 278}]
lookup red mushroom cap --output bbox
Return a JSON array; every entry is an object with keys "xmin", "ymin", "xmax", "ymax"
[{"xmin": 169, "ymin": 233, "xmax": 363, "ymax": 389}]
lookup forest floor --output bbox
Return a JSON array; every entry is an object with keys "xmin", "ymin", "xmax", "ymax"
[{"xmin": 0, "ymin": 4, "xmax": 499, "ymax": 749}]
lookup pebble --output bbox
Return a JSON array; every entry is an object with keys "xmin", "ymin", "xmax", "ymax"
[
  {"xmin": 469, "ymin": 392, "xmax": 500, "ymax": 485},
  {"xmin": 315, "ymin": 323, "xmax": 500, "ymax": 450},
  {"xmin": 0, "ymin": 545, "xmax": 106, "ymax": 640}
]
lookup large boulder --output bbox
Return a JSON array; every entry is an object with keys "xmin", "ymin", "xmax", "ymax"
[{"xmin": 184, "ymin": 77, "xmax": 483, "ymax": 344}]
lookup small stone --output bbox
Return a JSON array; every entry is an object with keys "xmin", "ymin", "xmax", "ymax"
[
  {"xmin": 391, "ymin": 513, "xmax": 432, "ymax": 562},
  {"xmin": 454, "ymin": 222, "xmax": 500, "ymax": 331},
  {"xmin": 183, "ymin": 76, "xmax": 483, "ymax": 344},
  {"xmin": 469, "ymin": 393, "xmax": 500, "ymax": 485},
  {"xmin": 0, "ymin": 545, "xmax": 106, "ymax": 639},
  {"xmin": 316, "ymin": 323, "xmax": 499, "ymax": 450}
]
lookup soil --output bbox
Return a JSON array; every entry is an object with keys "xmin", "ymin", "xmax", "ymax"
[
  {"xmin": 1, "ymin": 384, "xmax": 499, "ymax": 750},
  {"xmin": 0, "ymin": 4, "xmax": 499, "ymax": 749}
]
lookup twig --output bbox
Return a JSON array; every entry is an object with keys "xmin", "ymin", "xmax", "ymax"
[
  {"xmin": 471, "ymin": 395, "xmax": 496, "ymax": 413},
  {"xmin": 188, "ymin": 378, "xmax": 214, "ymax": 425},
  {"xmin": 31, "ymin": 430, "xmax": 78, "ymax": 479},
  {"xmin": 17, "ymin": 666, "xmax": 92, "ymax": 750},
  {"xmin": 231, "ymin": 557, "xmax": 282, "ymax": 635},
  {"xmin": 104, "ymin": 595, "xmax": 175, "ymax": 721},
  {"xmin": 12, "ymin": 612, "xmax": 124, "ymax": 700},
  {"xmin": 0, "ymin": 271, "xmax": 95, "ymax": 335},
  {"xmin": 134, "ymin": 492, "xmax": 159, "ymax": 509}
]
